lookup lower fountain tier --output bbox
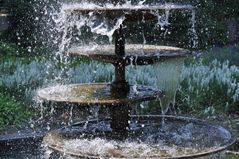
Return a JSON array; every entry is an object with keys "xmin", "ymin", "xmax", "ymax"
[
  {"xmin": 69, "ymin": 45, "xmax": 190, "ymax": 65},
  {"xmin": 37, "ymin": 83, "xmax": 162, "ymax": 106},
  {"xmin": 43, "ymin": 115, "xmax": 235, "ymax": 159}
]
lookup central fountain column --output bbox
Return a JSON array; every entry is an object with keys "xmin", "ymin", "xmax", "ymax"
[
  {"xmin": 112, "ymin": 24, "xmax": 130, "ymax": 93},
  {"xmin": 110, "ymin": 24, "xmax": 131, "ymax": 132}
]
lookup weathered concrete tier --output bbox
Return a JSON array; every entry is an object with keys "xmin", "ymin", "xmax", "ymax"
[
  {"xmin": 69, "ymin": 45, "xmax": 190, "ymax": 65},
  {"xmin": 37, "ymin": 83, "xmax": 163, "ymax": 106}
]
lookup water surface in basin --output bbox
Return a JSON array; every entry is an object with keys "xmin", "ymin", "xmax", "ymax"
[{"xmin": 43, "ymin": 116, "xmax": 234, "ymax": 159}]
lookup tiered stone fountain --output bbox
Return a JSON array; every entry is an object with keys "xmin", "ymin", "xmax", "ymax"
[{"xmin": 38, "ymin": 2, "xmax": 235, "ymax": 159}]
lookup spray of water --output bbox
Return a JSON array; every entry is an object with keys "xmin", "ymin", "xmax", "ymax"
[
  {"xmin": 32, "ymin": 0, "xmax": 197, "ymax": 127},
  {"xmin": 190, "ymin": 9, "xmax": 198, "ymax": 48}
]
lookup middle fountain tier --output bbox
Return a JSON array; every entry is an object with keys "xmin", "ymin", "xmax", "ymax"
[{"xmin": 38, "ymin": 3, "xmax": 235, "ymax": 159}]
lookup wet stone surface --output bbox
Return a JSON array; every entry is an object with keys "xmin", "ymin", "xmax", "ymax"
[
  {"xmin": 69, "ymin": 44, "xmax": 190, "ymax": 65},
  {"xmin": 38, "ymin": 83, "xmax": 163, "ymax": 106}
]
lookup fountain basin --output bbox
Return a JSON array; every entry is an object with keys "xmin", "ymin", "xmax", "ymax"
[
  {"xmin": 38, "ymin": 83, "xmax": 163, "ymax": 106},
  {"xmin": 0, "ymin": 115, "xmax": 236, "ymax": 158},
  {"xmin": 43, "ymin": 115, "xmax": 235, "ymax": 159},
  {"xmin": 69, "ymin": 45, "xmax": 190, "ymax": 65}
]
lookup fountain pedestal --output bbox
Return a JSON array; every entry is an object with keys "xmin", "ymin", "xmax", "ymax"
[{"xmin": 110, "ymin": 105, "xmax": 130, "ymax": 132}]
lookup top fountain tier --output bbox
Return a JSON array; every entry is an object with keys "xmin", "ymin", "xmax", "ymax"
[{"xmin": 64, "ymin": 3, "xmax": 194, "ymax": 21}]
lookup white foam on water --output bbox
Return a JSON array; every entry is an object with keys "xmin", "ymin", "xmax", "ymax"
[
  {"xmin": 44, "ymin": 131, "xmax": 226, "ymax": 159},
  {"xmin": 57, "ymin": 137, "xmax": 199, "ymax": 158}
]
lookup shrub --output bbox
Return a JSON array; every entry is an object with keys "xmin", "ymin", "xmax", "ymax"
[
  {"xmin": 0, "ymin": 42, "xmax": 17, "ymax": 56},
  {"xmin": 0, "ymin": 41, "xmax": 27, "ymax": 56},
  {"xmin": 0, "ymin": 93, "xmax": 31, "ymax": 127},
  {"xmin": 177, "ymin": 59, "xmax": 239, "ymax": 115},
  {"xmin": 201, "ymin": 47, "xmax": 239, "ymax": 66}
]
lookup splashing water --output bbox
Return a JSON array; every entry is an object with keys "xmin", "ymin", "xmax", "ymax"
[
  {"xmin": 190, "ymin": 9, "xmax": 198, "ymax": 48},
  {"xmin": 151, "ymin": 9, "xmax": 170, "ymax": 30},
  {"xmin": 35, "ymin": 1, "xmax": 197, "ymax": 85},
  {"xmin": 29, "ymin": 1, "xmax": 197, "ymax": 126},
  {"xmin": 43, "ymin": 115, "xmax": 233, "ymax": 158}
]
